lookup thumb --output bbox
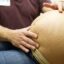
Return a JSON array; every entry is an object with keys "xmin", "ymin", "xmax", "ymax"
[
  {"xmin": 23, "ymin": 26, "xmax": 31, "ymax": 31},
  {"xmin": 26, "ymin": 26, "xmax": 31, "ymax": 30}
]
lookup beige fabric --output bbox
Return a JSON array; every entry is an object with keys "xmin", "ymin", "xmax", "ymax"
[{"xmin": 32, "ymin": 49, "xmax": 49, "ymax": 64}]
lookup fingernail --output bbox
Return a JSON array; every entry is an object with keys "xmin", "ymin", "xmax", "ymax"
[
  {"xmin": 36, "ymin": 44, "xmax": 39, "ymax": 48},
  {"xmin": 25, "ymin": 49, "xmax": 29, "ymax": 53},
  {"xmin": 34, "ymin": 34, "xmax": 37, "ymax": 38},
  {"xmin": 32, "ymin": 46, "xmax": 36, "ymax": 50}
]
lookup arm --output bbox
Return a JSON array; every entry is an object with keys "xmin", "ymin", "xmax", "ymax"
[
  {"xmin": 42, "ymin": 2, "xmax": 63, "ymax": 13},
  {"xmin": 0, "ymin": 26, "xmax": 12, "ymax": 41},
  {"xmin": 0, "ymin": 25, "xmax": 39, "ymax": 53},
  {"xmin": 40, "ymin": 0, "xmax": 63, "ymax": 13}
]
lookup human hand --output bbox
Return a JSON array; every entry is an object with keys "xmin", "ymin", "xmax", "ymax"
[
  {"xmin": 42, "ymin": 1, "xmax": 63, "ymax": 13},
  {"xmin": 6, "ymin": 26, "xmax": 39, "ymax": 53}
]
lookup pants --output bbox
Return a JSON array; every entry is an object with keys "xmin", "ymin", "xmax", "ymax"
[{"xmin": 0, "ymin": 42, "xmax": 38, "ymax": 64}]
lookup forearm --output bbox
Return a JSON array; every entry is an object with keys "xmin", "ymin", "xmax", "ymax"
[{"xmin": 0, "ymin": 26, "xmax": 11, "ymax": 41}]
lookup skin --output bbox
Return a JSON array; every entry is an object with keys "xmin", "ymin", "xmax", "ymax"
[
  {"xmin": 43, "ymin": 2, "xmax": 63, "ymax": 12},
  {"xmin": 0, "ymin": 26, "xmax": 39, "ymax": 53},
  {"xmin": 0, "ymin": 2, "xmax": 63, "ymax": 53},
  {"xmin": 30, "ymin": 10, "xmax": 64, "ymax": 64}
]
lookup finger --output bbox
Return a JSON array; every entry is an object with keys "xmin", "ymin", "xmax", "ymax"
[
  {"xmin": 57, "ymin": 1, "xmax": 63, "ymax": 13},
  {"xmin": 23, "ymin": 31, "xmax": 37, "ymax": 38},
  {"xmin": 43, "ymin": 3, "xmax": 58, "ymax": 9},
  {"xmin": 43, "ymin": 3, "xmax": 52, "ymax": 7},
  {"xmin": 21, "ymin": 26, "xmax": 31, "ymax": 31},
  {"xmin": 20, "ymin": 41, "xmax": 36, "ymax": 50},
  {"xmin": 19, "ymin": 45, "xmax": 29, "ymax": 53},
  {"xmin": 11, "ymin": 35, "xmax": 38, "ymax": 49},
  {"xmin": 21, "ymin": 35, "xmax": 39, "ymax": 48},
  {"xmin": 25, "ymin": 26, "xmax": 31, "ymax": 31}
]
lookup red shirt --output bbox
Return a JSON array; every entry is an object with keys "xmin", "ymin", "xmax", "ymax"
[{"xmin": 0, "ymin": 0, "xmax": 50, "ymax": 29}]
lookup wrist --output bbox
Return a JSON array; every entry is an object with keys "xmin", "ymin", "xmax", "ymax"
[{"xmin": 0, "ymin": 26, "xmax": 13, "ymax": 41}]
